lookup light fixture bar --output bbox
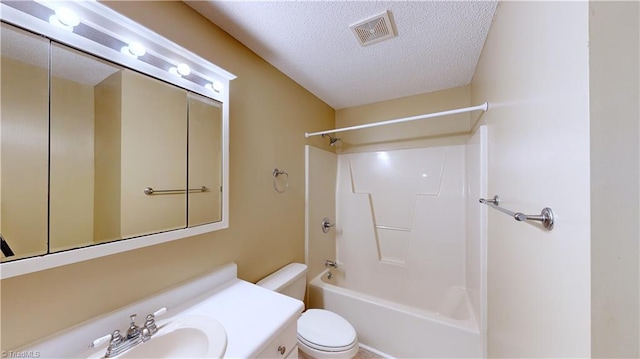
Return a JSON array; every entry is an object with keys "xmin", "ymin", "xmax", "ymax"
[{"xmin": 3, "ymin": 0, "xmax": 236, "ymax": 100}]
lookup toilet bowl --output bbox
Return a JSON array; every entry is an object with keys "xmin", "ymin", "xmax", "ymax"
[
  {"xmin": 256, "ymin": 263, "xmax": 359, "ymax": 358},
  {"xmin": 297, "ymin": 309, "xmax": 358, "ymax": 358}
]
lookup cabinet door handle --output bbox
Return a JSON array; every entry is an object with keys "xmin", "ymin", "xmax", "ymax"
[{"xmin": 277, "ymin": 345, "xmax": 286, "ymax": 355}]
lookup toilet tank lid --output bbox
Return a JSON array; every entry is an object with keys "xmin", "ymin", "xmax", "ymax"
[{"xmin": 256, "ymin": 263, "xmax": 307, "ymax": 291}]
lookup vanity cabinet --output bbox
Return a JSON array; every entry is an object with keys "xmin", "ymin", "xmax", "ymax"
[
  {"xmin": 18, "ymin": 263, "xmax": 304, "ymax": 359},
  {"xmin": 256, "ymin": 321, "xmax": 299, "ymax": 358}
]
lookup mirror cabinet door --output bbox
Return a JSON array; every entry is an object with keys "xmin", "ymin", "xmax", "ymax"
[
  {"xmin": 0, "ymin": 23, "xmax": 50, "ymax": 262},
  {"xmin": 117, "ymin": 69, "xmax": 188, "ymax": 240},
  {"xmin": 49, "ymin": 43, "xmax": 189, "ymax": 252},
  {"xmin": 49, "ymin": 43, "xmax": 123, "ymax": 251},
  {"xmin": 188, "ymin": 95, "xmax": 223, "ymax": 227}
]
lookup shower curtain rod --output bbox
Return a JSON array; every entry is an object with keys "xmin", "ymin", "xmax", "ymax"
[{"xmin": 305, "ymin": 102, "xmax": 489, "ymax": 138}]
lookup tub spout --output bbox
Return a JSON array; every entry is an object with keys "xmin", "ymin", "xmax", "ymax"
[{"xmin": 325, "ymin": 260, "xmax": 338, "ymax": 269}]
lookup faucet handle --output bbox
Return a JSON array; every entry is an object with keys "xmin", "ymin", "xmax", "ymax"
[
  {"xmin": 325, "ymin": 260, "xmax": 338, "ymax": 268},
  {"xmin": 143, "ymin": 307, "xmax": 167, "ymax": 337},
  {"xmin": 152, "ymin": 307, "xmax": 167, "ymax": 317},
  {"xmin": 89, "ymin": 333, "xmax": 111, "ymax": 348},
  {"xmin": 89, "ymin": 330, "xmax": 123, "ymax": 349},
  {"xmin": 104, "ymin": 330, "xmax": 124, "ymax": 358},
  {"xmin": 109, "ymin": 330, "xmax": 124, "ymax": 346}
]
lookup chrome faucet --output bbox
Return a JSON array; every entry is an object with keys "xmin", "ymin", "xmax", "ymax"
[
  {"xmin": 126, "ymin": 314, "xmax": 141, "ymax": 340},
  {"xmin": 141, "ymin": 310, "xmax": 162, "ymax": 342},
  {"xmin": 90, "ymin": 307, "xmax": 167, "ymax": 358}
]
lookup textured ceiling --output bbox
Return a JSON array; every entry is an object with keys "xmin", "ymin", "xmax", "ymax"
[{"xmin": 186, "ymin": 1, "xmax": 498, "ymax": 109}]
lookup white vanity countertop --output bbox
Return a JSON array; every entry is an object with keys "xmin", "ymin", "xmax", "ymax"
[
  {"xmin": 20, "ymin": 263, "xmax": 304, "ymax": 359},
  {"xmin": 168, "ymin": 278, "xmax": 303, "ymax": 358}
]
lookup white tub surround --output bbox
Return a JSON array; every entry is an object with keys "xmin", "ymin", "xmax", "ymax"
[
  {"xmin": 336, "ymin": 145, "xmax": 468, "ymax": 313},
  {"xmin": 19, "ymin": 263, "xmax": 304, "ymax": 358},
  {"xmin": 305, "ymin": 127, "xmax": 487, "ymax": 357},
  {"xmin": 309, "ymin": 270, "xmax": 480, "ymax": 358}
]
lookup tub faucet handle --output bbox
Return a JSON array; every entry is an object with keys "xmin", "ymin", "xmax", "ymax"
[
  {"xmin": 325, "ymin": 260, "xmax": 338, "ymax": 268},
  {"xmin": 321, "ymin": 217, "xmax": 334, "ymax": 233}
]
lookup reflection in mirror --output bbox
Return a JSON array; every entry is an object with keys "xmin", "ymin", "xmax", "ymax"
[
  {"xmin": 188, "ymin": 95, "xmax": 223, "ymax": 227},
  {"xmin": 115, "ymin": 69, "xmax": 187, "ymax": 240},
  {"xmin": 0, "ymin": 23, "xmax": 49, "ymax": 262},
  {"xmin": 49, "ymin": 43, "xmax": 188, "ymax": 252},
  {"xmin": 49, "ymin": 43, "xmax": 121, "ymax": 251}
]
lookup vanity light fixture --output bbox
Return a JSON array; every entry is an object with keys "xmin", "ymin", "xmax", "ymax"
[
  {"xmin": 2, "ymin": 1, "xmax": 235, "ymax": 98},
  {"xmin": 205, "ymin": 81, "xmax": 224, "ymax": 93},
  {"xmin": 177, "ymin": 63, "xmax": 191, "ymax": 76},
  {"xmin": 48, "ymin": 7, "xmax": 80, "ymax": 31},
  {"xmin": 120, "ymin": 41, "xmax": 146, "ymax": 58},
  {"xmin": 169, "ymin": 63, "xmax": 191, "ymax": 77}
]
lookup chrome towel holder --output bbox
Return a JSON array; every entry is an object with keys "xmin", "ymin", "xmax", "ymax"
[
  {"xmin": 479, "ymin": 195, "xmax": 555, "ymax": 230},
  {"xmin": 144, "ymin": 186, "xmax": 209, "ymax": 195}
]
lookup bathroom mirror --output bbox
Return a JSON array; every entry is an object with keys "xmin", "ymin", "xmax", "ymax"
[
  {"xmin": 188, "ymin": 95, "xmax": 223, "ymax": 227},
  {"xmin": 0, "ymin": 23, "xmax": 50, "ymax": 261},
  {"xmin": 0, "ymin": 1, "xmax": 234, "ymax": 276},
  {"xmin": 49, "ymin": 43, "xmax": 196, "ymax": 253}
]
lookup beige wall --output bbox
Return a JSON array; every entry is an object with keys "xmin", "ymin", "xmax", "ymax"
[
  {"xmin": 49, "ymin": 76, "xmax": 96, "ymax": 251},
  {"xmin": 0, "ymin": 1, "xmax": 334, "ymax": 350},
  {"xmin": 0, "ymin": 57, "xmax": 49, "ymax": 260},
  {"xmin": 589, "ymin": 1, "xmax": 640, "ymax": 357},
  {"xmin": 120, "ymin": 70, "xmax": 188, "ymax": 238},
  {"xmin": 471, "ymin": 2, "xmax": 592, "ymax": 356},
  {"xmin": 335, "ymin": 86, "xmax": 471, "ymax": 152},
  {"xmin": 94, "ymin": 72, "xmax": 123, "ymax": 243}
]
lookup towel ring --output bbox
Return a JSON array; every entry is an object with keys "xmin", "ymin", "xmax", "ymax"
[{"xmin": 273, "ymin": 168, "xmax": 289, "ymax": 193}]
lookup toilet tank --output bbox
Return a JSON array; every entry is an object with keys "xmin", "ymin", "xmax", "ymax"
[{"xmin": 256, "ymin": 263, "xmax": 307, "ymax": 301}]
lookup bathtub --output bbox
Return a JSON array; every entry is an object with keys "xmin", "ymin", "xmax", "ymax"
[{"xmin": 308, "ymin": 269, "xmax": 482, "ymax": 358}]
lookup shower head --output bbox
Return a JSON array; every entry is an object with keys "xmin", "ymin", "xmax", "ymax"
[{"xmin": 322, "ymin": 133, "xmax": 341, "ymax": 146}]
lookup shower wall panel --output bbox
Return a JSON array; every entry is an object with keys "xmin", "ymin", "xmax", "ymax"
[
  {"xmin": 466, "ymin": 126, "xmax": 487, "ymax": 354},
  {"xmin": 336, "ymin": 145, "xmax": 467, "ymax": 312}
]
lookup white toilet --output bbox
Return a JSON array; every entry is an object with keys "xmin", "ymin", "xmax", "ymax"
[{"xmin": 257, "ymin": 263, "xmax": 359, "ymax": 358}]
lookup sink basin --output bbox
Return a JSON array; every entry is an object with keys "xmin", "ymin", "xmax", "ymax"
[{"xmin": 85, "ymin": 315, "xmax": 227, "ymax": 359}]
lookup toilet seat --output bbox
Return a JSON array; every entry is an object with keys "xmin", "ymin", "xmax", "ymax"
[
  {"xmin": 297, "ymin": 309, "xmax": 358, "ymax": 354},
  {"xmin": 298, "ymin": 334, "xmax": 357, "ymax": 352}
]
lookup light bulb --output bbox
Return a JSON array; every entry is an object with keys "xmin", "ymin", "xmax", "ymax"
[
  {"xmin": 206, "ymin": 81, "xmax": 224, "ymax": 93},
  {"xmin": 176, "ymin": 63, "xmax": 190, "ymax": 76},
  {"xmin": 129, "ymin": 42, "xmax": 146, "ymax": 57},
  {"xmin": 55, "ymin": 7, "xmax": 80, "ymax": 27},
  {"xmin": 212, "ymin": 81, "xmax": 223, "ymax": 92},
  {"xmin": 48, "ymin": 8, "xmax": 80, "ymax": 31},
  {"xmin": 121, "ymin": 42, "xmax": 146, "ymax": 58}
]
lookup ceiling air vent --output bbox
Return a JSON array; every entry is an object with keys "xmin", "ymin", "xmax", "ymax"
[{"xmin": 349, "ymin": 10, "xmax": 396, "ymax": 47}]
